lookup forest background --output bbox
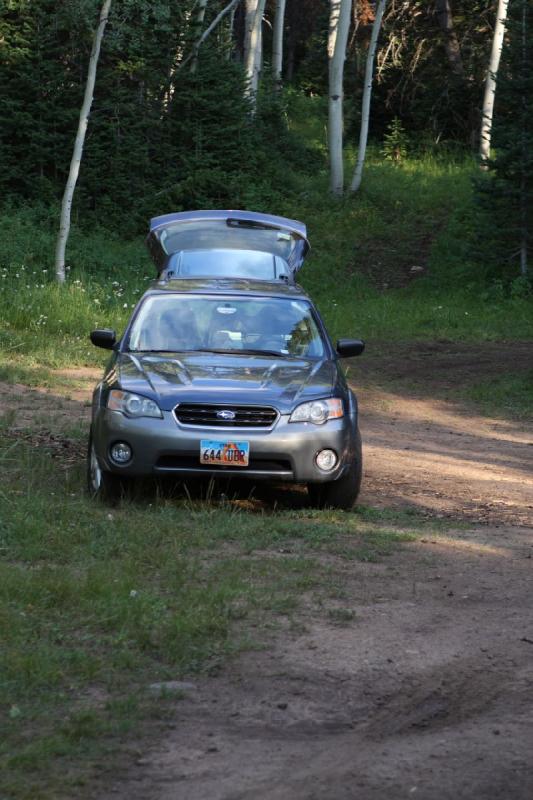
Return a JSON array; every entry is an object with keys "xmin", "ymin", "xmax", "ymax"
[{"xmin": 0, "ymin": 0, "xmax": 532, "ymax": 372}]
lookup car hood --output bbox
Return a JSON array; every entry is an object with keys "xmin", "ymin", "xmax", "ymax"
[{"xmin": 111, "ymin": 352, "xmax": 337, "ymax": 414}]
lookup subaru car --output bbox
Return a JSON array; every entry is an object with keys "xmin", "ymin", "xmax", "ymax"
[{"xmin": 88, "ymin": 211, "xmax": 364, "ymax": 508}]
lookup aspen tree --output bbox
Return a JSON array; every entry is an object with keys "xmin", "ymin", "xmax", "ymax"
[
  {"xmin": 350, "ymin": 0, "xmax": 386, "ymax": 193},
  {"xmin": 272, "ymin": 0, "xmax": 287, "ymax": 87},
  {"xmin": 480, "ymin": 0, "xmax": 510, "ymax": 166},
  {"xmin": 244, "ymin": 0, "xmax": 267, "ymax": 106},
  {"xmin": 178, "ymin": 0, "xmax": 242, "ymax": 73},
  {"xmin": 328, "ymin": 0, "xmax": 352, "ymax": 196},
  {"xmin": 54, "ymin": 0, "xmax": 112, "ymax": 283},
  {"xmin": 190, "ymin": 0, "xmax": 209, "ymax": 74}
]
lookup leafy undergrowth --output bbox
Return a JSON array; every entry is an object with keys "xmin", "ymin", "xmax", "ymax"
[{"xmin": 0, "ymin": 432, "xmax": 433, "ymax": 799}]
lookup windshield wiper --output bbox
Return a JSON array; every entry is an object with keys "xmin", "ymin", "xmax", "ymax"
[
  {"xmin": 226, "ymin": 218, "xmax": 281, "ymax": 232},
  {"xmin": 128, "ymin": 348, "xmax": 288, "ymax": 357},
  {"xmin": 192, "ymin": 348, "xmax": 287, "ymax": 358},
  {"xmin": 128, "ymin": 349, "xmax": 198, "ymax": 354}
]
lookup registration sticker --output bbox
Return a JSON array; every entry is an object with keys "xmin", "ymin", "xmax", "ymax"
[{"xmin": 200, "ymin": 440, "xmax": 250, "ymax": 467}]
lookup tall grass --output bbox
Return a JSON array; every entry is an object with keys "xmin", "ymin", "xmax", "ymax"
[{"xmin": 0, "ymin": 207, "xmax": 149, "ymax": 366}]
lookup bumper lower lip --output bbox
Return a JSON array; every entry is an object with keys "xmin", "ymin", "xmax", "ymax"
[
  {"xmin": 155, "ymin": 465, "xmax": 294, "ymax": 479},
  {"xmin": 92, "ymin": 409, "xmax": 358, "ymax": 483}
]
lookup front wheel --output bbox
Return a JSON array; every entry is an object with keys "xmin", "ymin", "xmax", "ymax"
[
  {"xmin": 87, "ymin": 432, "xmax": 130, "ymax": 502},
  {"xmin": 307, "ymin": 430, "xmax": 362, "ymax": 510}
]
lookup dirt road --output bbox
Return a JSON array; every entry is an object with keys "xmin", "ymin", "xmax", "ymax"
[
  {"xmin": 107, "ymin": 530, "xmax": 533, "ymax": 800},
  {"xmin": 359, "ymin": 341, "xmax": 533, "ymax": 527},
  {"xmin": 2, "ymin": 342, "xmax": 533, "ymax": 799}
]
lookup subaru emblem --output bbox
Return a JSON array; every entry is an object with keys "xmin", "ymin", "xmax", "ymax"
[{"xmin": 217, "ymin": 409, "xmax": 236, "ymax": 420}]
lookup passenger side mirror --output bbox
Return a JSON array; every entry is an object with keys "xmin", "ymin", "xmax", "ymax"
[
  {"xmin": 336, "ymin": 338, "xmax": 365, "ymax": 358},
  {"xmin": 90, "ymin": 328, "xmax": 117, "ymax": 350}
]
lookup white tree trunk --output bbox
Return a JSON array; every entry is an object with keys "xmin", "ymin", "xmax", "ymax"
[
  {"xmin": 479, "ymin": 0, "xmax": 510, "ymax": 166},
  {"xmin": 244, "ymin": 0, "xmax": 257, "ymax": 64},
  {"xmin": 328, "ymin": 0, "xmax": 352, "ymax": 196},
  {"xmin": 350, "ymin": 0, "xmax": 386, "ymax": 193},
  {"xmin": 225, "ymin": 1, "xmax": 238, "ymax": 60},
  {"xmin": 190, "ymin": 0, "xmax": 209, "ymax": 74},
  {"xmin": 272, "ymin": 0, "xmax": 287, "ymax": 86},
  {"xmin": 244, "ymin": 0, "xmax": 266, "ymax": 106},
  {"xmin": 54, "ymin": 0, "xmax": 112, "ymax": 283}
]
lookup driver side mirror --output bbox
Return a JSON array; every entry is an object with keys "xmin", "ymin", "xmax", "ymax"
[
  {"xmin": 336, "ymin": 338, "xmax": 365, "ymax": 358},
  {"xmin": 90, "ymin": 328, "xmax": 117, "ymax": 350}
]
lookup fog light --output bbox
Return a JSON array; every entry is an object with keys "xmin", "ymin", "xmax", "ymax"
[
  {"xmin": 110, "ymin": 441, "xmax": 132, "ymax": 464},
  {"xmin": 316, "ymin": 449, "xmax": 337, "ymax": 471}
]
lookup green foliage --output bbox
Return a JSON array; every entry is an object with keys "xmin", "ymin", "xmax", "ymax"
[
  {"xmin": 368, "ymin": 0, "xmax": 494, "ymax": 144},
  {"xmin": 382, "ymin": 117, "xmax": 409, "ymax": 164},
  {"xmin": 0, "ymin": 2, "xmax": 316, "ymax": 235},
  {"xmin": 0, "ymin": 0, "xmax": 96, "ymax": 201},
  {"xmin": 286, "ymin": 0, "xmax": 330, "ymax": 96}
]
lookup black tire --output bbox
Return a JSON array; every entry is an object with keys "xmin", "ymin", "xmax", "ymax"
[
  {"xmin": 307, "ymin": 429, "xmax": 362, "ymax": 510},
  {"xmin": 87, "ymin": 431, "xmax": 130, "ymax": 502}
]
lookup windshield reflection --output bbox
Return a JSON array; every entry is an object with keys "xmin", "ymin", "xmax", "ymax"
[{"xmin": 128, "ymin": 295, "xmax": 325, "ymax": 358}]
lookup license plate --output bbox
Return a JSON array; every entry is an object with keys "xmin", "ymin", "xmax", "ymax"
[{"xmin": 200, "ymin": 440, "xmax": 250, "ymax": 467}]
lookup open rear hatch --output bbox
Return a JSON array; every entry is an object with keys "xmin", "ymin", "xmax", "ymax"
[{"xmin": 146, "ymin": 210, "xmax": 310, "ymax": 281}]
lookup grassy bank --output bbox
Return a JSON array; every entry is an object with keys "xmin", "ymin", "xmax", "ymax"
[{"xmin": 1, "ymin": 136, "xmax": 532, "ymax": 375}]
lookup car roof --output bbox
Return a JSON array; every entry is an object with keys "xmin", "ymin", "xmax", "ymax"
[{"xmin": 143, "ymin": 277, "xmax": 312, "ymax": 300}]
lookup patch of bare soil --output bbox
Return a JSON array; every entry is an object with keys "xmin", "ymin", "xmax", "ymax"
[
  {"xmin": 2, "ymin": 347, "xmax": 533, "ymax": 799},
  {"xmin": 352, "ymin": 226, "xmax": 441, "ymax": 290},
  {"xmin": 0, "ymin": 369, "xmax": 97, "ymax": 429},
  {"xmin": 0, "ymin": 368, "xmax": 99, "ymax": 463}
]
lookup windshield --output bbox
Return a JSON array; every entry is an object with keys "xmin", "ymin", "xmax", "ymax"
[{"xmin": 128, "ymin": 295, "xmax": 326, "ymax": 358}]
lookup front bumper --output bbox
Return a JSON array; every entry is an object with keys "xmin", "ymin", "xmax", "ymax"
[{"xmin": 92, "ymin": 407, "xmax": 359, "ymax": 483}]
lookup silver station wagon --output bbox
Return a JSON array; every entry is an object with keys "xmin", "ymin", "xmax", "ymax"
[{"xmin": 88, "ymin": 210, "xmax": 364, "ymax": 508}]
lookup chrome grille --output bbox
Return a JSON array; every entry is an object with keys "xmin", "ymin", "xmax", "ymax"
[{"xmin": 174, "ymin": 404, "xmax": 277, "ymax": 428}]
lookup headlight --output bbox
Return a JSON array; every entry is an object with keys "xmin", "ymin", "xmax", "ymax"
[
  {"xmin": 289, "ymin": 398, "xmax": 343, "ymax": 425},
  {"xmin": 107, "ymin": 389, "xmax": 163, "ymax": 418}
]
